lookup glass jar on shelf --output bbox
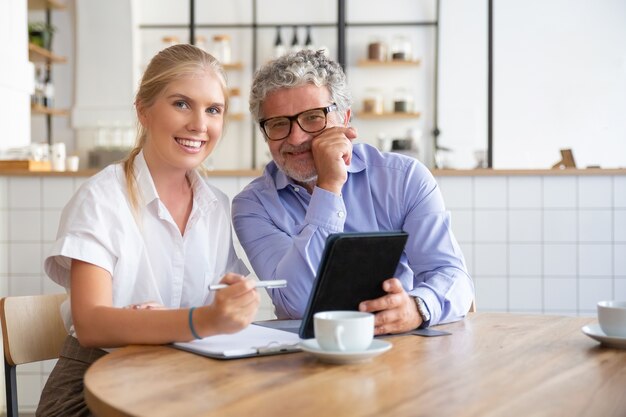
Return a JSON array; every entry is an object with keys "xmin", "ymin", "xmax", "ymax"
[
  {"xmin": 229, "ymin": 87, "xmax": 242, "ymax": 114},
  {"xmin": 367, "ymin": 37, "xmax": 387, "ymax": 62},
  {"xmin": 212, "ymin": 34, "xmax": 232, "ymax": 64},
  {"xmin": 194, "ymin": 35, "xmax": 207, "ymax": 52},
  {"xmin": 362, "ymin": 88, "xmax": 384, "ymax": 114},
  {"xmin": 162, "ymin": 36, "xmax": 179, "ymax": 47},
  {"xmin": 390, "ymin": 35, "xmax": 412, "ymax": 61},
  {"xmin": 393, "ymin": 88, "xmax": 414, "ymax": 113}
]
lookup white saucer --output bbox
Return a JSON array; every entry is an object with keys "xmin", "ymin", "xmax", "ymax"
[
  {"xmin": 581, "ymin": 323, "xmax": 626, "ymax": 349},
  {"xmin": 298, "ymin": 339, "xmax": 392, "ymax": 364}
]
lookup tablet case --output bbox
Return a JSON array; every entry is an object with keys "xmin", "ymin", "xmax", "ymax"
[{"xmin": 299, "ymin": 231, "xmax": 409, "ymax": 339}]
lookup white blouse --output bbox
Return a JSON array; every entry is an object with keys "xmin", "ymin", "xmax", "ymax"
[{"xmin": 45, "ymin": 151, "xmax": 248, "ymax": 334}]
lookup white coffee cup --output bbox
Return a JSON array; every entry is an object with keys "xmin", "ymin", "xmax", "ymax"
[
  {"xmin": 313, "ymin": 311, "xmax": 374, "ymax": 352},
  {"xmin": 597, "ymin": 300, "xmax": 626, "ymax": 338}
]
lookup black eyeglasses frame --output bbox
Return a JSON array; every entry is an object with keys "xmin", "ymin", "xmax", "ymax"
[{"xmin": 259, "ymin": 103, "xmax": 339, "ymax": 141}]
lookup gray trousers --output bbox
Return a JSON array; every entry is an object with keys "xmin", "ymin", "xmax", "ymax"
[{"xmin": 36, "ymin": 335, "xmax": 107, "ymax": 417}]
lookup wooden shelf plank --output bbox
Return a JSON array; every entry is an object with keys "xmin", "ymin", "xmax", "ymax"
[
  {"xmin": 0, "ymin": 160, "xmax": 51, "ymax": 171},
  {"xmin": 28, "ymin": 43, "xmax": 67, "ymax": 63},
  {"xmin": 357, "ymin": 59, "xmax": 421, "ymax": 67},
  {"xmin": 356, "ymin": 112, "xmax": 421, "ymax": 120},
  {"xmin": 28, "ymin": 0, "xmax": 66, "ymax": 10},
  {"xmin": 31, "ymin": 105, "xmax": 70, "ymax": 116},
  {"xmin": 223, "ymin": 62, "xmax": 243, "ymax": 70},
  {"xmin": 227, "ymin": 113, "xmax": 245, "ymax": 121}
]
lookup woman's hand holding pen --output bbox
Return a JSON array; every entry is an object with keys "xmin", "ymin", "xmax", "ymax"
[{"xmin": 199, "ymin": 273, "xmax": 260, "ymax": 336}]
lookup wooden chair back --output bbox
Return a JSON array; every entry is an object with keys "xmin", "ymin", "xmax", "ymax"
[{"xmin": 1, "ymin": 293, "xmax": 67, "ymax": 417}]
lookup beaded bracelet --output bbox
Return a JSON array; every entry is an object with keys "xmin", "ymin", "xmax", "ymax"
[{"xmin": 188, "ymin": 307, "xmax": 202, "ymax": 340}]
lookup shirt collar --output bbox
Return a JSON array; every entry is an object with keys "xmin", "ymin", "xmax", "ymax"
[
  {"xmin": 132, "ymin": 151, "xmax": 217, "ymax": 211},
  {"xmin": 133, "ymin": 151, "xmax": 159, "ymax": 206}
]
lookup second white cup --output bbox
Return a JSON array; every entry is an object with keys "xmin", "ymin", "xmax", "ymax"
[
  {"xmin": 314, "ymin": 311, "xmax": 374, "ymax": 352},
  {"xmin": 597, "ymin": 300, "xmax": 626, "ymax": 338}
]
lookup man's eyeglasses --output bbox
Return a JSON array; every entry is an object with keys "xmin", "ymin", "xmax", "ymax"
[{"xmin": 259, "ymin": 104, "xmax": 338, "ymax": 141}]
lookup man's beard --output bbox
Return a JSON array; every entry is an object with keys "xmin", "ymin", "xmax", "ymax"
[{"xmin": 276, "ymin": 141, "xmax": 318, "ymax": 185}]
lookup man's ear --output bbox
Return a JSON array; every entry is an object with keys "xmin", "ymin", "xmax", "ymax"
[{"xmin": 344, "ymin": 108, "xmax": 352, "ymax": 127}]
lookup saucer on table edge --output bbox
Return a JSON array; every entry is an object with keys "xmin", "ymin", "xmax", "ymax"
[
  {"xmin": 582, "ymin": 323, "xmax": 626, "ymax": 349},
  {"xmin": 298, "ymin": 339, "xmax": 392, "ymax": 364}
]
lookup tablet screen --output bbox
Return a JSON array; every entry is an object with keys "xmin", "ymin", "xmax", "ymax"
[{"xmin": 299, "ymin": 231, "xmax": 409, "ymax": 339}]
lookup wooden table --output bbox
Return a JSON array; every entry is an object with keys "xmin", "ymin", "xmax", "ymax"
[{"xmin": 84, "ymin": 313, "xmax": 626, "ymax": 417}]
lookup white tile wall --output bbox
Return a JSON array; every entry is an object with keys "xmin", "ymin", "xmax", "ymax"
[
  {"xmin": 509, "ymin": 210, "xmax": 542, "ymax": 242},
  {"xmin": 578, "ymin": 177, "xmax": 612, "ymax": 208},
  {"xmin": 578, "ymin": 210, "xmax": 612, "ymax": 242},
  {"xmin": 615, "ymin": 209, "xmax": 626, "ymax": 242},
  {"xmin": 474, "ymin": 210, "xmax": 507, "ymax": 242},
  {"xmin": 437, "ymin": 173, "xmax": 624, "ymax": 316},
  {"xmin": 543, "ymin": 244, "xmax": 577, "ymax": 277},
  {"xmin": 543, "ymin": 176, "xmax": 577, "ymax": 208},
  {"xmin": 544, "ymin": 210, "xmax": 577, "ymax": 242},
  {"xmin": 508, "ymin": 177, "xmax": 542, "ymax": 208},
  {"xmin": 614, "ymin": 176, "xmax": 626, "ymax": 207},
  {"xmin": 474, "ymin": 177, "xmax": 507, "ymax": 208},
  {"xmin": 509, "ymin": 244, "xmax": 541, "ymax": 276}
]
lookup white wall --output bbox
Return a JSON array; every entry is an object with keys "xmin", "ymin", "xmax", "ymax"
[
  {"xmin": 437, "ymin": 0, "xmax": 626, "ymax": 169},
  {"xmin": 1, "ymin": 0, "xmax": 32, "ymax": 151},
  {"xmin": 492, "ymin": 0, "xmax": 626, "ymax": 169}
]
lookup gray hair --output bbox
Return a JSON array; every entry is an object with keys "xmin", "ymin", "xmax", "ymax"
[{"xmin": 249, "ymin": 49, "xmax": 352, "ymax": 123}]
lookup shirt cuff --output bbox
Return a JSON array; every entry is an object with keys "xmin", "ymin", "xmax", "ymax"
[{"xmin": 304, "ymin": 186, "xmax": 347, "ymax": 232}]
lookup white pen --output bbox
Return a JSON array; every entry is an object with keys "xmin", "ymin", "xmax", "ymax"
[{"xmin": 208, "ymin": 279, "xmax": 287, "ymax": 291}]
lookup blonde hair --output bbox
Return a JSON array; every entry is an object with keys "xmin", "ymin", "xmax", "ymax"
[{"xmin": 123, "ymin": 44, "xmax": 229, "ymax": 213}]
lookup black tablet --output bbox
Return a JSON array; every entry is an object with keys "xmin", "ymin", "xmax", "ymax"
[{"xmin": 299, "ymin": 231, "xmax": 409, "ymax": 339}]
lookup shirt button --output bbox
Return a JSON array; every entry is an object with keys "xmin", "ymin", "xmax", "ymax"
[
  {"xmin": 337, "ymin": 211, "xmax": 345, "ymax": 218},
  {"xmin": 294, "ymin": 187, "xmax": 300, "ymax": 192}
]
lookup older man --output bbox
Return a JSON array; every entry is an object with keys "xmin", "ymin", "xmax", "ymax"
[{"xmin": 233, "ymin": 50, "xmax": 473, "ymax": 335}]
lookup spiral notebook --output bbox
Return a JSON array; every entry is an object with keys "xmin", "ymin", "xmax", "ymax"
[{"xmin": 173, "ymin": 324, "xmax": 301, "ymax": 359}]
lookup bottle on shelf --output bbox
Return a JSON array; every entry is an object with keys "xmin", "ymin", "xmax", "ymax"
[
  {"xmin": 290, "ymin": 25, "xmax": 300, "ymax": 53},
  {"xmin": 212, "ymin": 34, "xmax": 232, "ymax": 64},
  {"xmin": 44, "ymin": 76, "xmax": 54, "ymax": 108},
  {"xmin": 273, "ymin": 26, "xmax": 286, "ymax": 58},
  {"xmin": 32, "ymin": 64, "xmax": 46, "ymax": 107},
  {"xmin": 304, "ymin": 25, "xmax": 314, "ymax": 50}
]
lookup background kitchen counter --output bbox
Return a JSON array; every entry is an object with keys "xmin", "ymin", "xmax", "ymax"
[{"xmin": 1, "ymin": 167, "xmax": 626, "ymax": 177}]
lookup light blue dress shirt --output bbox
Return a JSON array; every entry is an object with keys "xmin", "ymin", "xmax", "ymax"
[{"xmin": 232, "ymin": 143, "xmax": 474, "ymax": 326}]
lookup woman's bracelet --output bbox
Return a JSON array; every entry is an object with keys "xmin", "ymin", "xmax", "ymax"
[{"xmin": 188, "ymin": 307, "xmax": 202, "ymax": 340}]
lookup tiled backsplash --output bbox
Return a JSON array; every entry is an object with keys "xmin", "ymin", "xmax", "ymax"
[
  {"xmin": 438, "ymin": 174, "xmax": 626, "ymax": 315},
  {"xmin": 1, "ymin": 171, "xmax": 625, "ymax": 412}
]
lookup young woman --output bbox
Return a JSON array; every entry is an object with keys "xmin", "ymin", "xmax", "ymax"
[{"xmin": 36, "ymin": 44, "xmax": 259, "ymax": 416}]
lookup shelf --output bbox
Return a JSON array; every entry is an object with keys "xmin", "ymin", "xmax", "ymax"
[
  {"xmin": 28, "ymin": 43, "xmax": 67, "ymax": 63},
  {"xmin": 357, "ymin": 112, "xmax": 421, "ymax": 120},
  {"xmin": 31, "ymin": 104, "xmax": 70, "ymax": 116},
  {"xmin": 227, "ymin": 113, "xmax": 245, "ymax": 121},
  {"xmin": 357, "ymin": 59, "xmax": 421, "ymax": 67},
  {"xmin": 223, "ymin": 62, "xmax": 244, "ymax": 70},
  {"xmin": 28, "ymin": 0, "xmax": 66, "ymax": 10}
]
